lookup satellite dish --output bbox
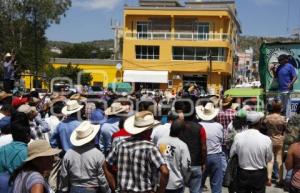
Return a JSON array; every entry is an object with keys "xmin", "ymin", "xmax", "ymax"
[{"xmin": 116, "ymin": 63, "xmax": 122, "ymax": 70}]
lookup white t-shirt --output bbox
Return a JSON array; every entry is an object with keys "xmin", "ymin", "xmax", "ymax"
[
  {"xmin": 230, "ymin": 129, "xmax": 273, "ymax": 170},
  {"xmin": 0, "ymin": 134, "xmax": 13, "ymax": 147},
  {"xmin": 151, "ymin": 123, "xmax": 171, "ymax": 145},
  {"xmin": 157, "ymin": 136, "xmax": 191, "ymax": 190},
  {"xmin": 200, "ymin": 122, "xmax": 223, "ymax": 155}
]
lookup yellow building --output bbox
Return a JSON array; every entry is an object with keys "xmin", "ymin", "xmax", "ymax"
[
  {"xmin": 22, "ymin": 58, "xmax": 121, "ymax": 90},
  {"xmin": 122, "ymin": 0, "xmax": 241, "ymax": 94}
]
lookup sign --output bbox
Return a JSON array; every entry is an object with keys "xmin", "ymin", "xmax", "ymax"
[{"xmin": 259, "ymin": 43, "xmax": 300, "ymax": 92}]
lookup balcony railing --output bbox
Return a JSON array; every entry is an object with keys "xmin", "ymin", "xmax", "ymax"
[{"xmin": 125, "ymin": 32, "xmax": 229, "ymax": 41}]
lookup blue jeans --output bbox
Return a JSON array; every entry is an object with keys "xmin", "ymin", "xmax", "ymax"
[
  {"xmin": 221, "ymin": 151, "xmax": 228, "ymax": 177},
  {"xmin": 70, "ymin": 186, "xmax": 98, "ymax": 193},
  {"xmin": 280, "ymin": 92, "xmax": 291, "ymax": 118},
  {"xmin": 202, "ymin": 153, "xmax": 223, "ymax": 193},
  {"xmin": 189, "ymin": 166, "xmax": 202, "ymax": 193}
]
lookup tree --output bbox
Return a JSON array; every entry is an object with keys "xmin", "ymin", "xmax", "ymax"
[
  {"xmin": 0, "ymin": 0, "xmax": 71, "ymax": 75},
  {"xmin": 60, "ymin": 44, "xmax": 97, "ymax": 59},
  {"xmin": 45, "ymin": 63, "xmax": 93, "ymax": 86}
]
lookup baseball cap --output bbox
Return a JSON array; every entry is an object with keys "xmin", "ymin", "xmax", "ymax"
[{"xmin": 246, "ymin": 111, "xmax": 264, "ymax": 125}]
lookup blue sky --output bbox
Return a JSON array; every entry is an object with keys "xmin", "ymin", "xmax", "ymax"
[{"xmin": 46, "ymin": 0, "xmax": 300, "ymax": 42}]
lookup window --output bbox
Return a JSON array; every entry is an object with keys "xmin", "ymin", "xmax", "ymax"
[
  {"xmin": 137, "ymin": 21, "xmax": 150, "ymax": 39},
  {"xmin": 196, "ymin": 23, "xmax": 209, "ymax": 40},
  {"xmin": 136, "ymin": 46, "xmax": 159, "ymax": 60},
  {"xmin": 172, "ymin": 47, "xmax": 226, "ymax": 61}
]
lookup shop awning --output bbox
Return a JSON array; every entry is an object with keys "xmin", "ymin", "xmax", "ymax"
[{"xmin": 123, "ymin": 70, "xmax": 168, "ymax": 83}]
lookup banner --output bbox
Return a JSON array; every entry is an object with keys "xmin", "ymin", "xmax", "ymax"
[{"xmin": 259, "ymin": 42, "xmax": 300, "ymax": 92}]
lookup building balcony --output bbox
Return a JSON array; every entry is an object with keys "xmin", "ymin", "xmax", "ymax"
[{"xmin": 125, "ymin": 32, "xmax": 229, "ymax": 41}]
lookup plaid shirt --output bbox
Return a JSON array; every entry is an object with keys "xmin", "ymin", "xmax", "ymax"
[
  {"xmin": 106, "ymin": 137, "xmax": 166, "ymax": 192},
  {"xmin": 217, "ymin": 108, "xmax": 235, "ymax": 144}
]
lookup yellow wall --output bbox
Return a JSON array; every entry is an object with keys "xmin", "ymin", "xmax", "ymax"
[
  {"xmin": 123, "ymin": 7, "xmax": 238, "ymax": 91},
  {"xmin": 21, "ymin": 63, "xmax": 118, "ymax": 90},
  {"xmin": 52, "ymin": 63, "xmax": 118, "ymax": 87}
]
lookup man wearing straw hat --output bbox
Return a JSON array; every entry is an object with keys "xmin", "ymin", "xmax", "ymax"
[
  {"xmin": 2, "ymin": 53, "xmax": 16, "ymax": 93},
  {"xmin": 105, "ymin": 111, "xmax": 169, "ymax": 193},
  {"xmin": 50, "ymin": 100, "xmax": 83, "ymax": 155},
  {"xmin": 196, "ymin": 102, "xmax": 223, "ymax": 193},
  {"xmin": 60, "ymin": 121, "xmax": 110, "ymax": 193},
  {"xmin": 99, "ymin": 102, "xmax": 129, "ymax": 156}
]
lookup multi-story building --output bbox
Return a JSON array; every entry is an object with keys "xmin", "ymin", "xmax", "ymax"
[{"xmin": 122, "ymin": 0, "xmax": 241, "ymax": 94}]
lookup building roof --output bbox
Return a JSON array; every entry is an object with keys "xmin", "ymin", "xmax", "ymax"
[
  {"xmin": 50, "ymin": 58, "xmax": 121, "ymax": 65},
  {"xmin": 139, "ymin": 0, "xmax": 182, "ymax": 7},
  {"xmin": 125, "ymin": 0, "xmax": 241, "ymax": 33}
]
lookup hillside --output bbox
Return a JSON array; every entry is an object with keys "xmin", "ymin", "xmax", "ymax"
[
  {"xmin": 238, "ymin": 35, "xmax": 296, "ymax": 60},
  {"xmin": 48, "ymin": 36, "xmax": 298, "ymax": 60},
  {"xmin": 48, "ymin": 39, "xmax": 114, "ymax": 49}
]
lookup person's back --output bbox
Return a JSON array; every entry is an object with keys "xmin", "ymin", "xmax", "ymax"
[
  {"xmin": 200, "ymin": 121, "xmax": 223, "ymax": 155},
  {"xmin": 61, "ymin": 144, "xmax": 109, "ymax": 192},
  {"xmin": 179, "ymin": 121, "xmax": 204, "ymax": 166},
  {"xmin": 158, "ymin": 136, "xmax": 190, "ymax": 191},
  {"xmin": 107, "ymin": 138, "xmax": 163, "ymax": 192},
  {"xmin": 232, "ymin": 129, "xmax": 272, "ymax": 170},
  {"xmin": 0, "ymin": 122, "xmax": 30, "ymax": 174},
  {"xmin": 50, "ymin": 116, "xmax": 80, "ymax": 152},
  {"xmin": 157, "ymin": 119, "xmax": 191, "ymax": 192}
]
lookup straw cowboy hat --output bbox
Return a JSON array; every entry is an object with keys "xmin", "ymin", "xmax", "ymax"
[
  {"xmin": 195, "ymin": 102, "xmax": 220, "ymax": 121},
  {"xmin": 0, "ymin": 91, "xmax": 12, "ymax": 101},
  {"xmin": 124, "ymin": 111, "xmax": 160, "ymax": 135},
  {"xmin": 70, "ymin": 121, "xmax": 100, "ymax": 146},
  {"xmin": 70, "ymin": 93, "xmax": 87, "ymax": 102},
  {"xmin": 4, "ymin": 53, "xmax": 11, "ymax": 58},
  {"xmin": 221, "ymin": 96, "xmax": 233, "ymax": 107},
  {"xmin": 17, "ymin": 104, "xmax": 37, "ymax": 114},
  {"xmin": 61, "ymin": 100, "xmax": 83, "ymax": 115},
  {"xmin": 105, "ymin": 102, "xmax": 128, "ymax": 116},
  {"xmin": 209, "ymin": 95, "xmax": 220, "ymax": 107},
  {"xmin": 25, "ymin": 140, "xmax": 61, "ymax": 162}
]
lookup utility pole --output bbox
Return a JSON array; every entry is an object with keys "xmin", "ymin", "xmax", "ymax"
[
  {"xmin": 111, "ymin": 19, "xmax": 123, "ymax": 60},
  {"xmin": 209, "ymin": 49, "xmax": 212, "ymax": 85},
  {"xmin": 33, "ymin": 6, "xmax": 38, "ymax": 88}
]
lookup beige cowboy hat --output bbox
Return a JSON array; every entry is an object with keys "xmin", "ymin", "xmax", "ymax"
[
  {"xmin": 104, "ymin": 102, "xmax": 128, "ymax": 116},
  {"xmin": 70, "ymin": 93, "xmax": 87, "ymax": 102},
  {"xmin": 70, "ymin": 121, "xmax": 100, "ymax": 146},
  {"xmin": 0, "ymin": 91, "xmax": 12, "ymax": 101},
  {"xmin": 17, "ymin": 104, "xmax": 37, "ymax": 114},
  {"xmin": 4, "ymin": 53, "xmax": 11, "ymax": 58},
  {"xmin": 61, "ymin": 100, "xmax": 84, "ymax": 115},
  {"xmin": 209, "ymin": 95, "xmax": 220, "ymax": 107},
  {"xmin": 25, "ymin": 140, "xmax": 61, "ymax": 162},
  {"xmin": 124, "ymin": 111, "xmax": 160, "ymax": 135},
  {"xmin": 221, "ymin": 96, "xmax": 233, "ymax": 107},
  {"xmin": 195, "ymin": 102, "xmax": 220, "ymax": 121}
]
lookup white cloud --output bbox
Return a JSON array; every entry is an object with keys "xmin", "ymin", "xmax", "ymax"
[
  {"xmin": 73, "ymin": 0, "xmax": 122, "ymax": 10},
  {"xmin": 253, "ymin": 0, "xmax": 279, "ymax": 6}
]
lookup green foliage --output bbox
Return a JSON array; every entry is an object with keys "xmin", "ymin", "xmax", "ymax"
[
  {"xmin": 45, "ymin": 64, "xmax": 93, "ymax": 86},
  {"xmin": 0, "ymin": 0, "xmax": 71, "ymax": 73},
  {"xmin": 60, "ymin": 43, "xmax": 113, "ymax": 59}
]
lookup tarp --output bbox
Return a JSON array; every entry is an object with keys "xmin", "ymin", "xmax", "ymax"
[
  {"xmin": 108, "ymin": 82, "xmax": 132, "ymax": 93},
  {"xmin": 123, "ymin": 70, "xmax": 168, "ymax": 83},
  {"xmin": 225, "ymin": 88, "xmax": 264, "ymax": 97},
  {"xmin": 259, "ymin": 42, "xmax": 300, "ymax": 92}
]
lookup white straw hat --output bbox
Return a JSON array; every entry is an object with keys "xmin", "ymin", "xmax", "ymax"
[
  {"xmin": 4, "ymin": 53, "xmax": 11, "ymax": 58},
  {"xmin": 104, "ymin": 102, "xmax": 128, "ymax": 116},
  {"xmin": 70, "ymin": 121, "xmax": 100, "ymax": 146},
  {"xmin": 124, "ymin": 111, "xmax": 160, "ymax": 135},
  {"xmin": 195, "ymin": 102, "xmax": 220, "ymax": 121},
  {"xmin": 61, "ymin": 100, "xmax": 83, "ymax": 115}
]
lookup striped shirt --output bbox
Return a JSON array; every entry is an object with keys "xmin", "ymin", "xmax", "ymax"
[{"xmin": 106, "ymin": 137, "xmax": 165, "ymax": 192}]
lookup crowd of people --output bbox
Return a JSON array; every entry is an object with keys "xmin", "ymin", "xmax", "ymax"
[{"xmin": 0, "ymin": 86, "xmax": 299, "ymax": 193}]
